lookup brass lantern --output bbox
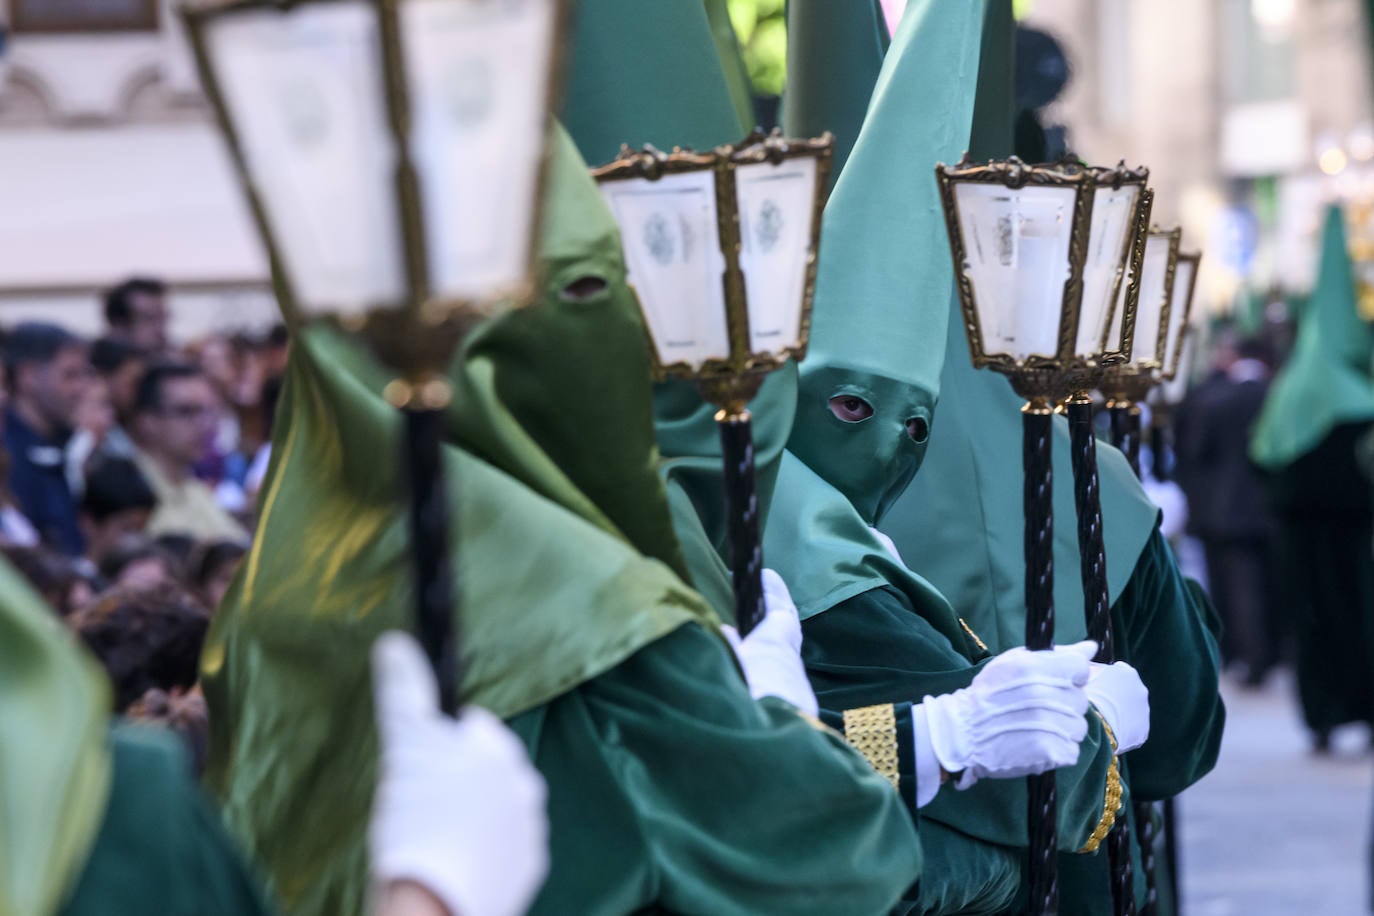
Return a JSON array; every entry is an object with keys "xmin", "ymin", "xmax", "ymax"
[
  {"xmin": 182, "ymin": 0, "xmax": 569, "ymax": 383},
  {"xmin": 1161, "ymin": 251, "xmax": 1201, "ymax": 382},
  {"xmin": 935, "ymin": 156, "xmax": 1150, "ymax": 403},
  {"xmin": 592, "ymin": 129, "xmax": 833, "ymax": 409},
  {"xmin": 592, "ymin": 129, "xmax": 833, "ymax": 636},
  {"xmin": 1103, "ymin": 227, "xmax": 1183, "ymax": 404}
]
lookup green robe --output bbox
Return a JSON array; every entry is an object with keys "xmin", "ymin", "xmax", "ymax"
[{"xmin": 61, "ymin": 726, "xmax": 275, "ymax": 916}]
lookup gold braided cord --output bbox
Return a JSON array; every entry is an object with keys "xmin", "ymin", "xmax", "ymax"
[
  {"xmin": 842, "ymin": 704, "xmax": 901, "ymax": 790},
  {"xmin": 1078, "ymin": 713, "xmax": 1124, "ymax": 854},
  {"xmin": 959, "ymin": 617, "xmax": 990, "ymax": 652}
]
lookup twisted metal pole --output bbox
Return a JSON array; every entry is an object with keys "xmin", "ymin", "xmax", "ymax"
[
  {"xmin": 403, "ymin": 403, "xmax": 460, "ymax": 716},
  {"xmin": 1023, "ymin": 400, "xmax": 1059, "ymax": 916},
  {"xmin": 1066, "ymin": 393, "xmax": 1136, "ymax": 916},
  {"xmin": 717, "ymin": 405, "xmax": 766, "ymax": 636},
  {"xmin": 1108, "ymin": 396, "xmax": 1166, "ymax": 916}
]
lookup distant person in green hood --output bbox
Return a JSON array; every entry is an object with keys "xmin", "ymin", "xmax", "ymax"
[
  {"xmin": 203, "ymin": 123, "xmax": 925, "ymax": 916},
  {"xmin": 1253, "ymin": 204, "xmax": 1374, "ymax": 749}
]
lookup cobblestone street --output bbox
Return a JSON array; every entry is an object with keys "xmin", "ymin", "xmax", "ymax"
[{"xmin": 1180, "ymin": 672, "xmax": 1372, "ymax": 915}]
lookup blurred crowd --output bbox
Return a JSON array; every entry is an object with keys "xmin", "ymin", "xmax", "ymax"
[{"xmin": 0, "ymin": 277, "xmax": 286, "ymax": 770}]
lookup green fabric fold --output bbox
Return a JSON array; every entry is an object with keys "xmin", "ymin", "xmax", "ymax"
[
  {"xmin": 1250, "ymin": 205, "xmax": 1374, "ymax": 469},
  {"xmin": 0, "ymin": 555, "xmax": 112, "ymax": 916}
]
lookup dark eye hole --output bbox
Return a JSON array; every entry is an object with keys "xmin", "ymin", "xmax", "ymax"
[
  {"xmin": 560, "ymin": 276, "xmax": 609, "ymax": 302},
  {"xmin": 906, "ymin": 416, "xmax": 930, "ymax": 443},
  {"xmin": 828, "ymin": 395, "xmax": 874, "ymax": 423}
]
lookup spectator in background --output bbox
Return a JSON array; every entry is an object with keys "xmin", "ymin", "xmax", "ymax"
[
  {"xmin": 80, "ymin": 457, "xmax": 157, "ymax": 574},
  {"xmin": 2, "ymin": 543, "xmax": 93, "ymax": 617},
  {"xmin": 87, "ymin": 336, "xmax": 146, "ymax": 459},
  {"xmin": 2, "ymin": 322, "xmax": 89, "ymax": 556},
  {"xmin": 103, "ymin": 277, "xmax": 170, "ymax": 356},
  {"xmin": 130, "ymin": 362, "xmax": 248, "ymax": 543},
  {"xmin": 190, "ymin": 539, "xmax": 247, "ymax": 610},
  {"xmin": 99, "ymin": 533, "xmax": 181, "ymax": 589},
  {"xmin": 70, "ymin": 581, "xmax": 209, "ymax": 711}
]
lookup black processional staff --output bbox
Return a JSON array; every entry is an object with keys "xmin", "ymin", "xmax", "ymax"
[
  {"xmin": 937, "ymin": 154, "xmax": 1150, "ymax": 916},
  {"xmin": 184, "ymin": 0, "xmax": 574, "ymax": 714},
  {"xmin": 1055, "ymin": 170, "xmax": 1154, "ymax": 916},
  {"xmin": 1106, "ymin": 245, "xmax": 1202, "ymax": 916},
  {"xmin": 593, "ymin": 131, "xmax": 834, "ymax": 636}
]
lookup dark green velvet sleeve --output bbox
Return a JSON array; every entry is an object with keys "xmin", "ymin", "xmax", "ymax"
[
  {"xmin": 507, "ymin": 622, "xmax": 923, "ymax": 916},
  {"xmin": 1114, "ymin": 529, "xmax": 1226, "ymax": 800},
  {"xmin": 61, "ymin": 726, "xmax": 277, "ymax": 916},
  {"xmin": 803, "ymin": 586, "xmax": 1124, "ymax": 854}
]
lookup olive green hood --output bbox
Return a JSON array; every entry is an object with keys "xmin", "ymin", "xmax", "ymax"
[
  {"xmin": 203, "ymin": 125, "xmax": 719, "ymax": 916},
  {"xmin": 0, "ymin": 556, "xmax": 111, "ymax": 916},
  {"xmin": 882, "ymin": 0, "xmax": 1161, "ymax": 648},
  {"xmin": 1250, "ymin": 205, "xmax": 1374, "ymax": 469}
]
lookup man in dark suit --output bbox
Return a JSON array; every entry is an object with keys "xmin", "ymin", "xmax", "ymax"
[{"xmin": 1176, "ymin": 333, "xmax": 1280, "ymax": 686}]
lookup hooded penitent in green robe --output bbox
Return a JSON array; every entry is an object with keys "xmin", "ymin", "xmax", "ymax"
[
  {"xmin": 0, "ymin": 552, "xmax": 270, "ymax": 916},
  {"xmin": 880, "ymin": 5, "xmax": 1223, "ymax": 913},
  {"xmin": 1251, "ymin": 205, "xmax": 1374, "ymax": 470},
  {"xmin": 1254, "ymin": 206, "xmax": 1374, "ymax": 735},
  {"xmin": 764, "ymin": 2, "xmax": 1122, "ymax": 913},
  {"xmin": 204, "ymin": 123, "xmax": 921, "ymax": 916}
]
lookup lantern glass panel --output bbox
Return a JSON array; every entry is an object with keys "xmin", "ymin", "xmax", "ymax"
[
  {"xmin": 1076, "ymin": 183, "xmax": 1140, "ymax": 359},
  {"xmin": 1109, "ymin": 231, "xmax": 1173, "ymax": 368},
  {"xmin": 953, "ymin": 181, "xmax": 1077, "ymax": 361},
  {"xmin": 1163, "ymin": 254, "xmax": 1198, "ymax": 378},
  {"xmin": 599, "ymin": 170, "xmax": 731, "ymax": 370},
  {"xmin": 401, "ymin": 0, "xmax": 557, "ymax": 302},
  {"xmin": 734, "ymin": 157, "xmax": 819, "ymax": 356},
  {"xmin": 203, "ymin": 3, "xmax": 404, "ymax": 317}
]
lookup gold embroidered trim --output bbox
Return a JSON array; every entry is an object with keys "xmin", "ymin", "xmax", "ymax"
[
  {"xmin": 842, "ymin": 704, "xmax": 901, "ymax": 789},
  {"xmin": 1078, "ymin": 714, "xmax": 1124, "ymax": 854},
  {"xmin": 959, "ymin": 618, "xmax": 989, "ymax": 652}
]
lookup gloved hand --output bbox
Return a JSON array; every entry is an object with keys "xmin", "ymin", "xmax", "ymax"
[
  {"xmin": 920, "ymin": 641, "xmax": 1096, "ymax": 792},
  {"xmin": 369, "ymin": 632, "xmax": 549, "ymax": 916},
  {"xmin": 721, "ymin": 569, "xmax": 821, "ymax": 717},
  {"xmin": 1084, "ymin": 660, "xmax": 1151, "ymax": 754}
]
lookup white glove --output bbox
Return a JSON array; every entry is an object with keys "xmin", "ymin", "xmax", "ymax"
[
  {"xmin": 369, "ymin": 632, "xmax": 549, "ymax": 916},
  {"xmin": 920, "ymin": 641, "xmax": 1097, "ymax": 793},
  {"xmin": 1084, "ymin": 660, "xmax": 1151, "ymax": 754},
  {"xmin": 721, "ymin": 569, "xmax": 821, "ymax": 717},
  {"xmin": 868, "ymin": 527, "xmax": 906, "ymax": 565}
]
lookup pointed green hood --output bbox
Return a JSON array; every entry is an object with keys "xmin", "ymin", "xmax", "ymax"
[
  {"xmin": 764, "ymin": 0, "xmax": 986, "ymax": 656},
  {"xmin": 1250, "ymin": 205, "xmax": 1374, "ymax": 469},
  {"xmin": 0, "ymin": 556, "xmax": 111, "ymax": 916},
  {"xmin": 562, "ymin": 0, "xmax": 793, "ymax": 622},
  {"xmin": 881, "ymin": 0, "xmax": 1160, "ymax": 650},
  {"xmin": 561, "ymin": 0, "xmax": 747, "ymax": 167},
  {"xmin": 786, "ymin": 0, "xmax": 983, "ymax": 528},
  {"xmin": 782, "ymin": 0, "xmax": 889, "ymax": 186},
  {"xmin": 203, "ymin": 126, "xmax": 718, "ymax": 916}
]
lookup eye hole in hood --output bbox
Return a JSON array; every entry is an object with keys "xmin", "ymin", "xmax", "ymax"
[
  {"xmin": 906, "ymin": 416, "xmax": 929, "ymax": 443},
  {"xmin": 828, "ymin": 394, "xmax": 874, "ymax": 423},
  {"xmin": 559, "ymin": 275, "xmax": 609, "ymax": 303}
]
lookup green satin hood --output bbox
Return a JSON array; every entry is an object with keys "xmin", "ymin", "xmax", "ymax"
[
  {"xmin": 203, "ymin": 127, "xmax": 720, "ymax": 913},
  {"xmin": 782, "ymin": 0, "xmax": 889, "ymax": 186},
  {"xmin": 0, "ymin": 556, "xmax": 111, "ymax": 916},
  {"xmin": 882, "ymin": 0, "xmax": 1160, "ymax": 642},
  {"xmin": 1251, "ymin": 205, "xmax": 1374, "ymax": 469},
  {"xmin": 786, "ymin": 0, "xmax": 983, "ymax": 527}
]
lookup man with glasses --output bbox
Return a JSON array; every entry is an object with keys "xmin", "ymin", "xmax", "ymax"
[{"xmin": 131, "ymin": 363, "xmax": 247, "ymax": 542}]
